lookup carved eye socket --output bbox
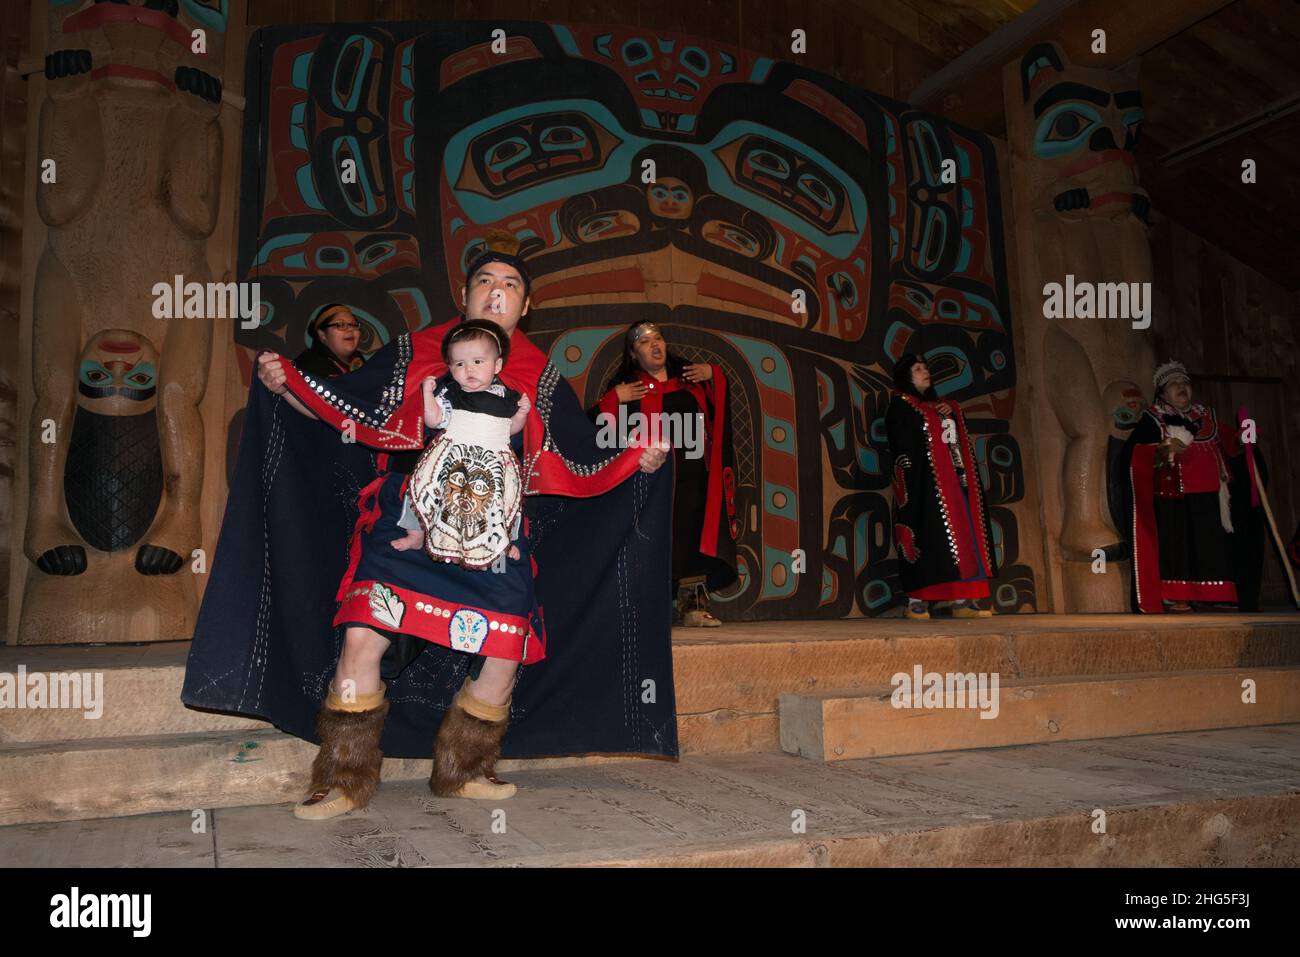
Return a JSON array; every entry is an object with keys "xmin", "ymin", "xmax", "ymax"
[
  {"xmin": 85, "ymin": 369, "xmax": 109, "ymax": 383},
  {"xmin": 1046, "ymin": 109, "xmax": 1092, "ymax": 141},
  {"xmin": 127, "ymin": 372, "xmax": 153, "ymax": 387}
]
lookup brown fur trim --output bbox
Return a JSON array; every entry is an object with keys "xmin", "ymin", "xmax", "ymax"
[
  {"xmin": 429, "ymin": 700, "xmax": 508, "ymax": 796},
  {"xmin": 308, "ymin": 699, "xmax": 390, "ymax": 809}
]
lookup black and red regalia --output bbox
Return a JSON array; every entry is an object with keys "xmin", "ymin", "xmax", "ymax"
[
  {"xmin": 885, "ymin": 377, "xmax": 998, "ymax": 603},
  {"xmin": 592, "ymin": 357, "xmax": 738, "ymax": 594},
  {"xmin": 1119, "ymin": 399, "xmax": 1238, "ymax": 612}
]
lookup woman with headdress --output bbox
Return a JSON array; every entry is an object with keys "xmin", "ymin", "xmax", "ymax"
[
  {"xmin": 591, "ymin": 322, "xmax": 738, "ymax": 626},
  {"xmin": 1118, "ymin": 361, "xmax": 1238, "ymax": 613},
  {"xmin": 293, "ymin": 303, "xmax": 366, "ymax": 379},
  {"xmin": 885, "ymin": 354, "xmax": 997, "ymax": 619}
]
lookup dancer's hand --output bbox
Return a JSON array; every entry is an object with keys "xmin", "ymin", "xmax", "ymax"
[
  {"xmin": 257, "ymin": 352, "xmax": 288, "ymax": 395},
  {"xmin": 616, "ymin": 381, "xmax": 649, "ymax": 403},
  {"xmin": 639, "ymin": 443, "xmax": 668, "ymax": 473},
  {"xmin": 683, "ymin": 363, "xmax": 712, "ymax": 383}
]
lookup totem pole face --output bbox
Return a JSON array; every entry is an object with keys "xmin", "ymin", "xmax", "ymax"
[
  {"xmin": 76, "ymin": 330, "xmax": 159, "ymax": 415},
  {"xmin": 1020, "ymin": 42, "xmax": 1146, "ymax": 221},
  {"xmin": 1103, "ymin": 380, "xmax": 1145, "ymax": 441}
]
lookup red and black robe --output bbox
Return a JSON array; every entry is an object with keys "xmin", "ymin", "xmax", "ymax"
[
  {"xmin": 182, "ymin": 319, "xmax": 679, "ymax": 760},
  {"xmin": 885, "ymin": 391, "xmax": 997, "ymax": 601},
  {"xmin": 1119, "ymin": 401, "xmax": 1238, "ymax": 612},
  {"xmin": 592, "ymin": 365, "xmax": 738, "ymax": 593}
]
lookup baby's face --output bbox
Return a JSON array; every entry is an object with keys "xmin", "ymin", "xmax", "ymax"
[{"xmin": 447, "ymin": 339, "xmax": 503, "ymax": 391}]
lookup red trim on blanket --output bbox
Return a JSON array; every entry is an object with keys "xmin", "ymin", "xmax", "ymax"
[
  {"xmin": 336, "ymin": 475, "xmax": 387, "ymax": 602},
  {"xmin": 1129, "ymin": 443, "xmax": 1163, "ymax": 613},
  {"xmin": 1161, "ymin": 581, "xmax": 1238, "ymax": 603},
  {"xmin": 910, "ymin": 580, "xmax": 990, "ymax": 601},
  {"xmin": 335, "ymin": 580, "xmax": 546, "ymax": 663}
]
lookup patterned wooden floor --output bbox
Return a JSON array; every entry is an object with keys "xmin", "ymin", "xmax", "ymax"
[{"xmin": 2, "ymin": 724, "xmax": 1297, "ymax": 867}]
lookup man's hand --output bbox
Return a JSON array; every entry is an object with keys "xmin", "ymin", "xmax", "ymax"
[
  {"xmin": 638, "ymin": 443, "xmax": 668, "ymax": 473},
  {"xmin": 615, "ymin": 381, "xmax": 649, "ymax": 403},
  {"xmin": 257, "ymin": 352, "xmax": 288, "ymax": 395}
]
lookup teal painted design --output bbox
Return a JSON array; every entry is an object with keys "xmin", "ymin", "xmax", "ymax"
[
  {"xmin": 253, "ymin": 232, "xmax": 312, "ymax": 267},
  {"xmin": 830, "ymin": 534, "xmax": 847, "ymax": 560},
  {"xmin": 827, "ymin": 420, "xmax": 845, "ymax": 452},
  {"xmin": 290, "ymin": 102, "xmax": 308, "ymax": 149},
  {"xmin": 548, "ymin": 327, "xmax": 621, "ymax": 377},
  {"xmin": 390, "ymin": 287, "xmax": 433, "ymax": 330},
  {"xmin": 552, "ymin": 24, "xmax": 581, "ymax": 57},
  {"xmin": 315, "ymin": 246, "xmax": 349, "ymax": 269},
  {"xmin": 863, "ymin": 579, "xmax": 892, "ymax": 609},
  {"xmin": 765, "ymin": 416, "xmax": 795, "ymax": 454},
  {"xmin": 731, "ymin": 336, "xmax": 791, "ymax": 391},
  {"xmin": 295, "ymin": 162, "xmax": 324, "ymax": 210},
  {"xmin": 762, "ymin": 546, "xmax": 797, "ymax": 599},
  {"xmin": 291, "ymin": 52, "xmax": 312, "ymax": 90},
  {"xmin": 331, "ymin": 35, "xmax": 374, "ymax": 112},
  {"xmin": 764, "ymin": 480, "xmax": 796, "ymax": 521},
  {"xmin": 821, "ymin": 566, "xmax": 834, "ymax": 603},
  {"xmin": 183, "ymin": 0, "xmax": 228, "ymax": 32},
  {"xmin": 854, "ymin": 512, "xmax": 868, "ymax": 574}
]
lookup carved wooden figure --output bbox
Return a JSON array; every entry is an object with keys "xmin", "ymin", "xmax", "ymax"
[
  {"xmin": 21, "ymin": 0, "xmax": 227, "ymax": 643},
  {"xmin": 1005, "ymin": 42, "xmax": 1156, "ymax": 611}
]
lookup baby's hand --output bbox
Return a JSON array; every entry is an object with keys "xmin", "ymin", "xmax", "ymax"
[
  {"xmin": 516, "ymin": 393, "xmax": 531, "ymax": 415},
  {"xmin": 508, "ymin": 544, "xmax": 521, "ymax": 560},
  {"xmin": 422, "ymin": 376, "xmax": 439, "ymax": 390}
]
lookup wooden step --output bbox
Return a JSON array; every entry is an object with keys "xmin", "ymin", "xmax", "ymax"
[
  {"xmin": 1, "ymin": 725, "xmax": 1297, "ymax": 866},
  {"xmin": 5, "ymin": 615, "xmax": 1299, "ymax": 751},
  {"xmin": 779, "ymin": 667, "xmax": 1300, "ymax": 761},
  {"xmin": 0, "ymin": 728, "xmax": 649, "ymax": 827}
]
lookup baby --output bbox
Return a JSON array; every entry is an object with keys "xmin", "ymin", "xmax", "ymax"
[{"xmin": 392, "ymin": 321, "xmax": 531, "ymax": 563}]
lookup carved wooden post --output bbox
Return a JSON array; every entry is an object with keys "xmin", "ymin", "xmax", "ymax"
[
  {"xmin": 15, "ymin": 0, "xmax": 242, "ymax": 643},
  {"xmin": 1003, "ymin": 42, "xmax": 1156, "ymax": 612}
]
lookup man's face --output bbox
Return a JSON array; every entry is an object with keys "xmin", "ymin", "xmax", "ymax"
[
  {"xmin": 460, "ymin": 263, "xmax": 530, "ymax": 335},
  {"xmin": 447, "ymin": 338, "xmax": 503, "ymax": 392},
  {"xmin": 632, "ymin": 329, "xmax": 666, "ymax": 373},
  {"xmin": 910, "ymin": 361, "xmax": 932, "ymax": 392},
  {"xmin": 319, "ymin": 309, "xmax": 360, "ymax": 359},
  {"xmin": 1163, "ymin": 377, "xmax": 1192, "ymax": 411}
]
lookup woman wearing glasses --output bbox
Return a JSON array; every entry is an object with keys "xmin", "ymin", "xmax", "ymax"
[{"xmin": 294, "ymin": 303, "xmax": 367, "ymax": 379}]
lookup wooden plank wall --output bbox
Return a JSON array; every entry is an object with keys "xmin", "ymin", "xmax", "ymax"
[
  {"xmin": 0, "ymin": 1, "xmax": 29, "ymax": 635},
  {"xmin": 1149, "ymin": 211, "xmax": 1300, "ymax": 603}
]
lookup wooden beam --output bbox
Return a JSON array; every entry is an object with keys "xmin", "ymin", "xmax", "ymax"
[
  {"xmin": 911, "ymin": 0, "xmax": 1237, "ymax": 132},
  {"xmin": 1157, "ymin": 91, "xmax": 1300, "ymax": 167}
]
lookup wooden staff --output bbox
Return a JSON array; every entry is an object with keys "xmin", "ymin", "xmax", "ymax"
[{"xmin": 1252, "ymin": 464, "xmax": 1300, "ymax": 609}]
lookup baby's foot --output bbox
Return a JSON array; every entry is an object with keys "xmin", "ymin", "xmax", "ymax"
[
  {"xmin": 391, "ymin": 529, "xmax": 424, "ymax": 551},
  {"xmin": 508, "ymin": 545, "xmax": 520, "ymax": 560}
]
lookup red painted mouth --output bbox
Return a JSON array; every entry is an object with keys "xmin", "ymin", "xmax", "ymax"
[
  {"xmin": 1059, "ymin": 148, "xmax": 1136, "ymax": 178},
  {"xmin": 90, "ymin": 64, "xmax": 176, "ymax": 91}
]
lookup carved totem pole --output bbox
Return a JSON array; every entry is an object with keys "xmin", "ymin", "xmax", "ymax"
[
  {"xmin": 1004, "ymin": 42, "xmax": 1156, "ymax": 611},
  {"xmin": 21, "ymin": 0, "xmax": 229, "ymax": 642}
]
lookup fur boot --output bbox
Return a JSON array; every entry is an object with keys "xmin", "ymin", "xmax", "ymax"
[
  {"xmin": 293, "ymin": 682, "xmax": 389, "ymax": 821},
  {"xmin": 429, "ymin": 678, "xmax": 516, "ymax": 799}
]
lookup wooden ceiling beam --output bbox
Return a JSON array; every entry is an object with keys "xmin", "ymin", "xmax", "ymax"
[{"xmin": 909, "ymin": 0, "xmax": 1237, "ymax": 132}]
